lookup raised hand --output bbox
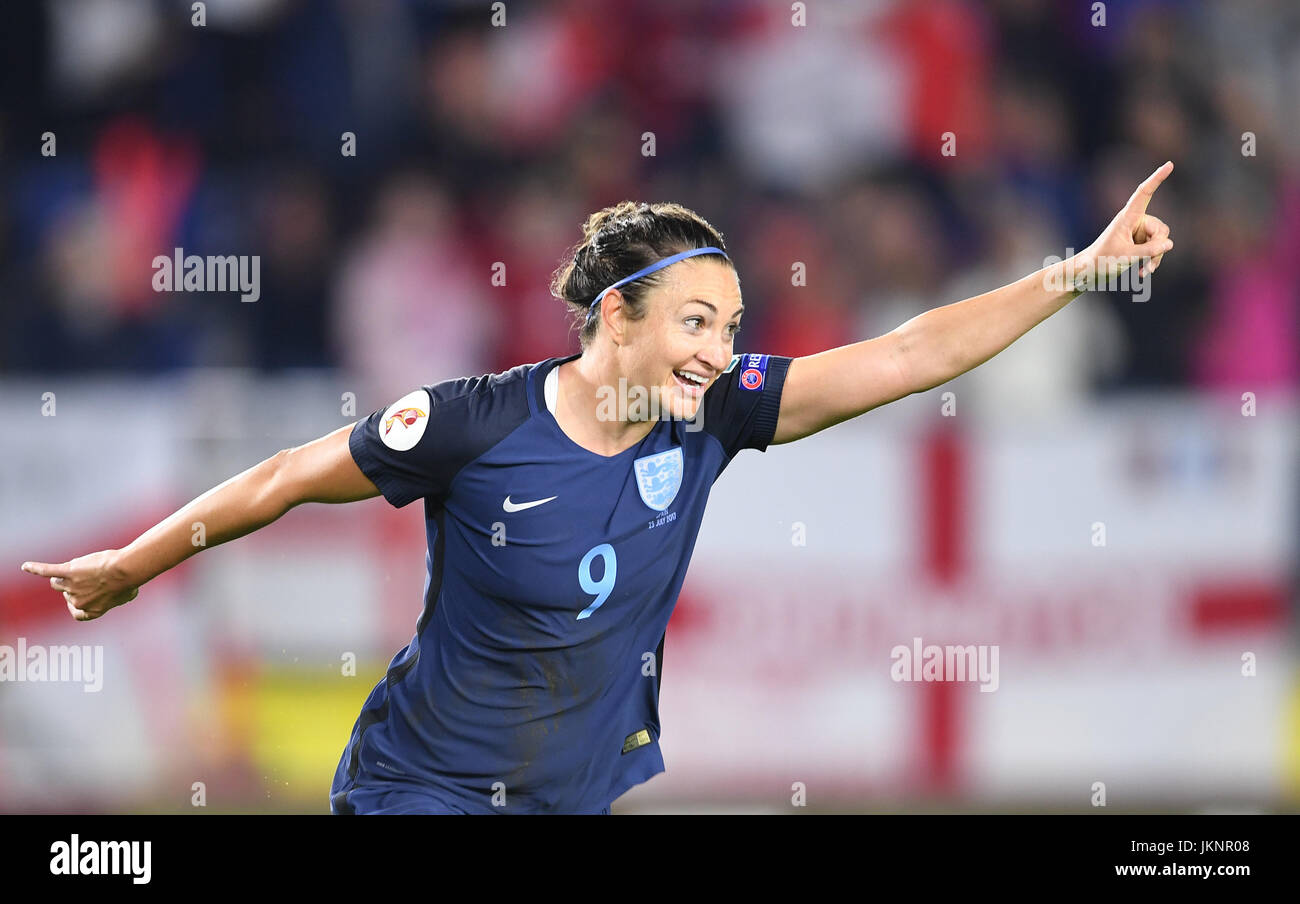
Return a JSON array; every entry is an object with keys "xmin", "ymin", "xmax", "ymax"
[{"xmin": 1084, "ymin": 160, "xmax": 1176, "ymax": 282}]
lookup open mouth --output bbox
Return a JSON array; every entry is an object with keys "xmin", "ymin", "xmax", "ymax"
[{"xmin": 672, "ymin": 369, "xmax": 709, "ymax": 396}]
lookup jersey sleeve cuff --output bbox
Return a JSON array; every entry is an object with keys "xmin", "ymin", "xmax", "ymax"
[
  {"xmin": 349, "ymin": 419, "xmax": 419, "ymax": 508},
  {"xmin": 750, "ymin": 356, "xmax": 792, "ymax": 451}
]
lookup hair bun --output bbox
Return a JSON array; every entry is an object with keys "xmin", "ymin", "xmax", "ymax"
[{"xmin": 550, "ymin": 201, "xmax": 730, "ymax": 350}]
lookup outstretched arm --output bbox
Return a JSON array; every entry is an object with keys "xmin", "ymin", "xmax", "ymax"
[
  {"xmin": 20, "ymin": 424, "xmax": 380, "ymax": 621},
  {"xmin": 772, "ymin": 162, "xmax": 1175, "ymax": 444}
]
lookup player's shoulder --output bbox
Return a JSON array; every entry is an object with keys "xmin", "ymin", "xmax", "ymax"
[
  {"xmin": 359, "ymin": 358, "xmax": 559, "ymax": 485},
  {"xmin": 424, "ymin": 359, "xmax": 535, "ymax": 408},
  {"xmin": 355, "ymin": 360, "xmax": 559, "ymax": 507},
  {"xmin": 400, "ymin": 355, "xmax": 574, "ymax": 424},
  {"xmin": 403, "ymin": 356, "xmax": 570, "ymax": 446}
]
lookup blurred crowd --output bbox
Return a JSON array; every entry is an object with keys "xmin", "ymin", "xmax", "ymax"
[{"xmin": 1, "ymin": 0, "xmax": 1297, "ymax": 407}]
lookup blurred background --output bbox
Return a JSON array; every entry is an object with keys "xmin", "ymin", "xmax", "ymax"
[{"xmin": 0, "ymin": 0, "xmax": 1296, "ymax": 813}]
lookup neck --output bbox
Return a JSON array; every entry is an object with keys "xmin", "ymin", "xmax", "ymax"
[{"xmin": 558, "ymin": 344, "xmax": 657, "ymax": 455}]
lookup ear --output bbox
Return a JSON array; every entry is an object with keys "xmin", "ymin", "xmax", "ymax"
[{"xmin": 601, "ymin": 288, "xmax": 630, "ymax": 347}]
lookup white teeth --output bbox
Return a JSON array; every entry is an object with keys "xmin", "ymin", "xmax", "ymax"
[{"xmin": 675, "ymin": 371, "xmax": 706, "ymax": 385}]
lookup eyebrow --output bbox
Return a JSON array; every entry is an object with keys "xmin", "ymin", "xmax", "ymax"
[{"xmin": 685, "ymin": 298, "xmax": 744, "ymax": 318}]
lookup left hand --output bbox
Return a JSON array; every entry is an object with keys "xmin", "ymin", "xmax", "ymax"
[{"xmin": 1082, "ymin": 160, "xmax": 1176, "ymax": 283}]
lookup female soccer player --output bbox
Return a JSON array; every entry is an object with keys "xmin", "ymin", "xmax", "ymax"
[{"xmin": 20, "ymin": 164, "xmax": 1174, "ymax": 814}]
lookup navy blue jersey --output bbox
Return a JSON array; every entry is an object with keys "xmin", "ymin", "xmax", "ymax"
[{"xmin": 330, "ymin": 351, "xmax": 791, "ymax": 814}]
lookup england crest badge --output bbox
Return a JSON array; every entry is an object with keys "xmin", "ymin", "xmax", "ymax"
[{"xmin": 634, "ymin": 447, "xmax": 683, "ymax": 512}]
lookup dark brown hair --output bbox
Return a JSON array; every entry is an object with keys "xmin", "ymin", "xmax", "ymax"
[{"xmin": 550, "ymin": 201, "xmax": 731, "ymax": 349}]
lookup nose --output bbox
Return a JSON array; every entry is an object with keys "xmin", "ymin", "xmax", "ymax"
[{"xmin": 698, "ymin": 338, "xmax": 730, "ymax": 375}]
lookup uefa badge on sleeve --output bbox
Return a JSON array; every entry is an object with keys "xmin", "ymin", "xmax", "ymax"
[{"xmin": 739, "ymin": 353, "xmax": 768, "ymax": 391}]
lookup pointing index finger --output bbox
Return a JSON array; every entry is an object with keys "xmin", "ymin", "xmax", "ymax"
[
  {"xmin": 1128, "ymin": 161, "xmax": 1173, "ymax": 217},
  {"xmin": 21, "ymin": 561, "xmax": 68, "ymax": 578}
]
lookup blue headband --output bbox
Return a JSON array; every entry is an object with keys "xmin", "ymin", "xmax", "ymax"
[{"xmin": 584, "ymin": 246, "xmax": 729, "ymax": 328}]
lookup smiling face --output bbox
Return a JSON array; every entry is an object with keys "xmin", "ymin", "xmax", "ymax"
[{"xmin": 615, "ymin": 257, "xmax": 744, "ymax": 421}]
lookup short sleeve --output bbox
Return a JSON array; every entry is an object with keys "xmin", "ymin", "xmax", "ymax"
[
  {"xmin": 696, "ymin": 352, "xmax": 792, "ymax": 470},
  {"xmin": 349, "ymin": 382, "xmax": 473, "ymax": 508}
]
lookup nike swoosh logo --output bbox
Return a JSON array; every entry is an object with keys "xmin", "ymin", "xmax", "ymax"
[{"xmin": 502, "ymin": 495, "xmax": 558, "ymax": 513}]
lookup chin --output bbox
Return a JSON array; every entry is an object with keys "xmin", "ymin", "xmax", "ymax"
[
  {"xmin": 664, "ymin": 386, "xmax": 702, "ymax": 421},
  {"xmin": 674, "ymin": 402, "xmax": 701, "ymax": 421}
]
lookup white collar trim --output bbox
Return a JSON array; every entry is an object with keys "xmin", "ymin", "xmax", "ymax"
[{"xmin": 544, "ymin": 362, "xmax": 559, "ymax": 415}]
